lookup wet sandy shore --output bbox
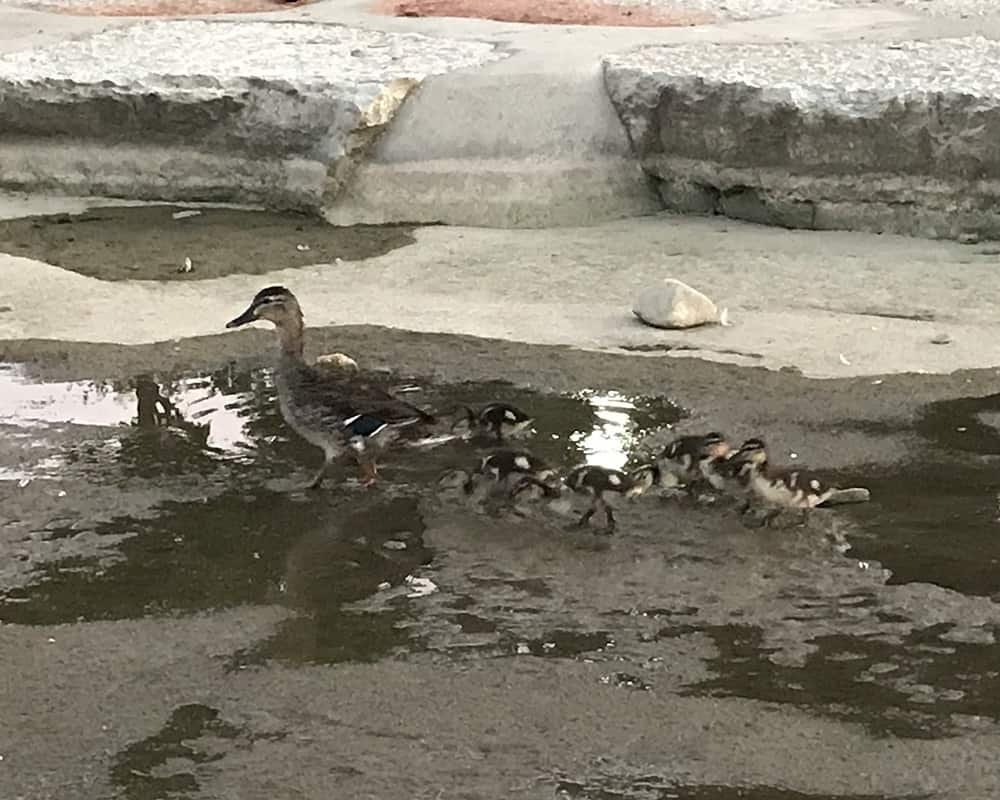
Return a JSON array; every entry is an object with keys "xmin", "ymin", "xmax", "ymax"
[
  {"xmin": 4, "ymin": 324, "xmax": 1000, "ymax": 799},
  {"xmin": 4, "ymin": 199, "xmax": 1000, "ymax": 798}
]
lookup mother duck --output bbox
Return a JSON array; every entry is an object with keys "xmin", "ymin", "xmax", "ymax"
[{"xmin": 226, "ymin": 286, "xmax": 437, "ymax": 489}]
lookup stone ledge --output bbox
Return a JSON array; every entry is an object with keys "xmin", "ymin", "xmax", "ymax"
[
  {"xmin": 603, "ymin": 36, "xmax": 1000, "ymax": 240},
  {"xmin": 0, "ymin": 20, "xmax": 505, "ymax": 210},
  {"xmin": 324, "ymin": 158, "xmax": 662, "ymax": 228}
]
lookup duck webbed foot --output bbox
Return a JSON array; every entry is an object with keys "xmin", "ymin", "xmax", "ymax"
[{"xmin": 358, "ymin": 461, "xmax": 379, "ymax": 488}]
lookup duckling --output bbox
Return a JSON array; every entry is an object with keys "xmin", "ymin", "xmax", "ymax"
[
  {"xmin": 728, "ymin": 438, "xmax": 870, "ymax": 512},
  {"xmin": 478, "ymin": 448, "xmax": 561, "ymax": 499},
  {"xmin": 656, "ymin": 431, "xmax": 731, "ymax": 490},
  {"xmin": 226, "ymin": 286, "xmax": 438, "ymax": 489},
  {"xmin": 315, "ymin": 352, "xmax": 360, "ymax": 374},
  {"xmin": 563, "ymin": 464, "xmax": 655, "ymax": 533},
  {"xmin": 451, "ymin": 402, "xmax": 534, "ymax": 442},
  {"xmin": 700, "ymin": 447, "xmax": 748, "ymax": 496}
]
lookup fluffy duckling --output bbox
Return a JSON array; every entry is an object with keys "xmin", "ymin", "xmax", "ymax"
[
  {"xmin": 226, "ymin": 286, "xmax": 437, "ymax": 489},
  {"xmin": 563, "ymin": 464, "xmax": 654, "ymax": 533},
  {"xmin": 315, "ymin": 352, "xmax": 361, "ymax": 374},
  {"xmin": 451, "ymin": 402, "xmax": 534, "ymax": 442},
  {"xmin": 475, "ymin": 448, "xmax": 561, "ymax": 498},
  {"xmin": 656, "ymin": 431, "xmax": 731, "ymax": 490},
  {"xmin": 727, "ymin": 438, "xmax": 870, "ymax": 511}
]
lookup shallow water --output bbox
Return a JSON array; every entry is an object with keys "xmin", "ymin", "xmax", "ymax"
[{"xmin": 4, "ymin": 359, "xmax": 1000, "ymax": 795}]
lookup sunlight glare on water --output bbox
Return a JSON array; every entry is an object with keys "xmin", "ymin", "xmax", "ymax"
[{"xmin": 572, "ymin": 391, "xmax": 644, "ymax": 471}]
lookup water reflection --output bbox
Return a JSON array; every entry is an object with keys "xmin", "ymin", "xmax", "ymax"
[
  {"xmin": 0, "ymin": 364, "xmax": 684, "ymax": 485},
  {"xmin": 0, "ymin": 363, "xmax": 261, "ymax": 479},
  {"xmin": 572, "ymin": 391, "xmax": 647, "ymax": 471}
]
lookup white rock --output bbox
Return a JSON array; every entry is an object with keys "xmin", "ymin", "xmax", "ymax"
[{"xmin": 632, "ymin": 279, "xmax": 719, "ymax": 329}]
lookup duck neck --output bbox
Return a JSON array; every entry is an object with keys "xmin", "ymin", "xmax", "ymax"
[{"xmin": 275, "ymin": 314, "xmax": 305, "ymax": 361}]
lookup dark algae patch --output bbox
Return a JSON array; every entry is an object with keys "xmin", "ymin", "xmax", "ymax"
[{"xmin": 0, "ymin": 205, "xmax": 417, "ymax": 281}]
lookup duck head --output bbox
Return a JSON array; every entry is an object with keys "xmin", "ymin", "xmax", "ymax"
[
  {"xmin": 227, "ymin": 286, "xmax": 302, "ymax": 328},
  {"xmin": 699, "ymin": 431, "xmax": 731, "ymax": 460},
  {"xmin": 734, "ymin": 437, "xmax": 769, "ymax": 468},
  {"xmin": 227, "ymin": 286, "xmax": 305, "ymax": 357},
  {"xmin": 626, "ymin": 463, "xmax": 661, "ymax": 496}
]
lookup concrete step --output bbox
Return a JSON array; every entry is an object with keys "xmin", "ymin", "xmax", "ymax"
[{"xmin": 324, "ymin": 157, "xmax": 661, "ymax": 227}]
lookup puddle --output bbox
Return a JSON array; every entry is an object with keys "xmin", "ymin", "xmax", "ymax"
[
  {"xmin": 8, "ymin": 358, "xmax": 1000, "ymax": 746},
  {"xmin": 556, "ymin": 777, "xmax": 926, "ymax": 799},
  {"xmin": 109, "ymin": 703, "xmax": 281, "ymax": 800},
  {"xmin": 918, "ymin": 391, "xmax": 1000, "ymax": 455},
  {"xmin": 838, "ymin": 464, "xmax": 1000, "ymax": 595},
  {"xmin": 437, "ymin": 382, "xmax": 681, "ymax": 471},
  {"xmin": 505, "ymin": 629, "xmax": 613, "ymax": 658},
  {"xmin": 665, "ymin": 619, "xmax": 1000, "ymax": 739},
  {"xmin": 0, "ymin": 205, "xmax": 416, "ymax": 281},
  {"xmin": 0, "ymin": 363, "xmax": 259, "ymax": 479},
  {"xmin": 0, "ymin": 362, "xmax": 680, "ymax": 662}
]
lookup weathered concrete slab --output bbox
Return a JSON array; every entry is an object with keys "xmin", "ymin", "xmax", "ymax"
[
  {"xmin": 324, "ymin": 65, "xmax": 663, "ymax": 228},
  {"xmin": 604, "ymin": 36, "xmax": 1000, "ymax": 241},
  {"xmin": 0, "ymin": 20, "xmax": 505, "ymax": 210}
]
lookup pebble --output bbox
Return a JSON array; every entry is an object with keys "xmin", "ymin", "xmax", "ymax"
[
  {"xmin": 382, "ymin": 539, "xmax": 407, "ymax": 550},
  {"xmin": 930, "ymin": 333, "xmax": 952, "ymax": 345},
  {"xmin": 632, "ymin": 278, "xmax": 719, "ymax": 329}
]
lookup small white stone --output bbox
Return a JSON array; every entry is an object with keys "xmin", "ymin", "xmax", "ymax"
[
  {"xmin": 404, "ymin": 576, "xmax": 438, "ymax": 598},
  {"xmin": 632, "ymin": 279, "xmax": 719, "ymax": 330},
  {"xmin": 514, "ymin": 455, "xmax": 531, "ymax": 470}
]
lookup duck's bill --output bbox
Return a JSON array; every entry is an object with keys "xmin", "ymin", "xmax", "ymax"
[
  {"xmin": 226, "ymin": 305, "xmax": 257, "ymax": 328},
  {"xmin": 506, "ymin": 418, "xmax": 535, "ymax": 435}
]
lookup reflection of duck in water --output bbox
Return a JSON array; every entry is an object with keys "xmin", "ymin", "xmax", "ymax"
[
  {"xmin": 226, "ymin": 286, "xmax": 440, "ymax": 489},
  {"xmin": 132, "ymin": 374, "xmax": 209, "ymax": 447},
  {"xmin": 276, "ymin": 496, "xmax": 432, "ymax": 662},
  {"xmin": 135, "ymin": 374, "xmax": 180, "ymax": 428}
]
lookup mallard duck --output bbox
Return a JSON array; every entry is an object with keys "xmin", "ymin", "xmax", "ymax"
[
  {"xmin": 726, "ymin": 438, "xmax": 870, "ymax": 510},
  {"xmin": 451, "ymin": 402, "xmax": 534, "ymax": 442},
  {"xmin": 656, "ymin": 431, "xmax": 731, "ymax": 489},
  {"xmin": 563, "ymin": 464, "xmax": 654, "ymax": 533},
  {"xmin": 226, "ymin": 286, "xmax": 437, "ymax": 489}
]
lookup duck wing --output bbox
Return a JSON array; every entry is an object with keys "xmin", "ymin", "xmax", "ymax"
[{"xmin": 293, "ymin": 364, "xmax": 436, "ymax": 429}]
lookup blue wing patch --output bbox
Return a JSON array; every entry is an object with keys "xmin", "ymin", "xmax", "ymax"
[{"xmin": 342, "ymin": 414, "xmax": 389, "ymax": 439}]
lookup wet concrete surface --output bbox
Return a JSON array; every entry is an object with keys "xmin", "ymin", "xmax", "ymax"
[
  {"xmin": 0, "ymin": 205, "xmax": 416, "ymax": 281},
  {"xmin": 4, "ymin": 333, "xmax": 1000, "ymax": 798}
]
